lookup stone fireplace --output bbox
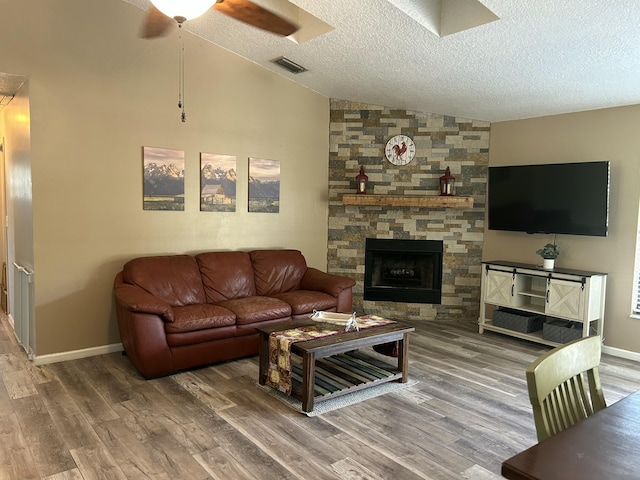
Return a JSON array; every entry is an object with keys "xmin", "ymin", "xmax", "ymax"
[
  {"xmin": 364, "ymin": 238, "xmax": 443, "ymax": 304},
  {"xmin": 327, "ymin": 99, "xmax": 490, "ymax": 322}
]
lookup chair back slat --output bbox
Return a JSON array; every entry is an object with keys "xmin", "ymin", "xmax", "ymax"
[{"xmin": 527, "ymin": 336, "xmax": 606, "ymax": 442}]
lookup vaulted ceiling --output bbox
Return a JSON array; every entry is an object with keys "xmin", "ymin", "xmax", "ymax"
[{"xmin": 7, "ymin": 1, "xmax": 640, "ymax": 122}]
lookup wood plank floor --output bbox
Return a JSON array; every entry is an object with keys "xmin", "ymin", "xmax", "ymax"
[{"xmin": 1, "ymin": 313, "xmax": 639, "ymax": 480}]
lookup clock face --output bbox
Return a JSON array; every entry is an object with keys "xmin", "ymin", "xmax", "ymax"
[{"xmin": 385, "ymin": 135, "xmax": 416, "ymax": 165}]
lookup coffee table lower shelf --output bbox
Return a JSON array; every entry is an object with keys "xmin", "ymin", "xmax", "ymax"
[
  {"xmin": 257, "ymin": 320, "xmax": 414, "ymax": 413},
  {"xmin": 289, "ymin": 350, "xmax": 403, "ymax": 406}
]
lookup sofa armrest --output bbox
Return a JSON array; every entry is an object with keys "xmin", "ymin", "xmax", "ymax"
[
  {"xmin": 300, "ymin": 268, "xmax": 356, "ymax": 297},
  {"xmin": 115, "ymin": 284, "xmax": 174, "ymax": 322}
]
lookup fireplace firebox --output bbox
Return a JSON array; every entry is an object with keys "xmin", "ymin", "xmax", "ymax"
[{"xmin": 364, "ymin": 238, "xmax": 443, "ymax": 304}]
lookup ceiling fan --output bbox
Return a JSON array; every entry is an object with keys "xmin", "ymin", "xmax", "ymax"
[
  {"xmin": 141, "ymin": 0, "xmax": 299, "ymax": 123},
  {"xmin": 141, "ymin": 0, "xmax": 299, "ymax": 38}
]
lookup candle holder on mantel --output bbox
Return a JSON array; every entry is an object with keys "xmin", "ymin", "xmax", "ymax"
[
  {"xmin": 439, "ymin": 166, "xmax": 455, "ymax": 196},
  {"xmin": 356, "ymin": 166, "xmax": 369, "ymax": 194}
]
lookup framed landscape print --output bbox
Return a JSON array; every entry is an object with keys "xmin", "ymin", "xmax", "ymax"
[
  {"xmin": 143, "ymin": 146, "xmax": 185, "ymax": 211},
  {"xmin": 248, "ymin": 157, "xmax": 280, "ymax": 213},
  {"xmin": 200, "ymin": 153, "xmax": 237, "ymax": 212}
]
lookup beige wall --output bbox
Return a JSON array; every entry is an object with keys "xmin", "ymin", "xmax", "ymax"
[
  {"xmin": 486, "ymin": 105, "xmax": 640, "ymax": 352},
  {"xmin": 0, "ymin": 0, "xmax": 330, "ymax": 355}
]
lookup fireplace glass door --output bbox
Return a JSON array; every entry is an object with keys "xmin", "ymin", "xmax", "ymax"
[{"xmin": 364, "ymin": 238, "xmax": 443, "ymax": 304}]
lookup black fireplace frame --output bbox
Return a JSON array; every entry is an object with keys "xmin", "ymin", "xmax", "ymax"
[{"xmin": 364, "ymin": 238, "xmax": 443, "ymax": 304}]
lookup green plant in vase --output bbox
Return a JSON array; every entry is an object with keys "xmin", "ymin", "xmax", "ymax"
[{"xmin": 536, "ymin": 243, "xmax": 560, "ymax": 269}]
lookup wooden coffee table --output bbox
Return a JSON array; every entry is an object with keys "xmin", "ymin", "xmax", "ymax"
[{"xmin": 257, "ymin": 319, "xmax": 415, "ymax": 413}]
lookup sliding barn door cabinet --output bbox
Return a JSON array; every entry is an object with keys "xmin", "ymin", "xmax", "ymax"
[{"xmin": 479, "ymin": 261, "xmax": 607, "ymax": 347}]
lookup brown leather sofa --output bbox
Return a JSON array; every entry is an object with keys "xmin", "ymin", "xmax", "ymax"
[{"xmin": 114, "ymin": 249, "xmax": 356, "ymax": 378}]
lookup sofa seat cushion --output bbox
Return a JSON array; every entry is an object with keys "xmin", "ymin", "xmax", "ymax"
[
  {"xmin": 166, "ymin": 325, "xmax": 237, "ymax": 347},
  {"xmin": 216, "ymin": 296, "xmax": 291, "ymax": 325},
  {"xmin": 273, "ymin": 290, "xmax": 338, "ymax": 315},
  {"xmin": 165, "ymin": 304, "xmax": 236, "ymax": 334}
]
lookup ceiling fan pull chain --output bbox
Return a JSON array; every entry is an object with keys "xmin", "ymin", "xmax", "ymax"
[
  {"xmin": 178, "ymin": 25, "xmax": 186, "ymax": 122},
  {"xmin": 141, "ymin": 2, "xmax": 299, "ymax": 123}
]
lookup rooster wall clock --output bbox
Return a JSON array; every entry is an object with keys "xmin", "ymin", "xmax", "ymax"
[{"xmin": 385, "ymin": 135, "xmax": 416, "ymax": 165}]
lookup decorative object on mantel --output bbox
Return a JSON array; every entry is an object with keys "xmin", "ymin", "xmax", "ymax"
[
  {"xmin": 439, "ymin": 166, "xmax": 455, "ymax": 196},
  {"xmin": 342, "ymin": 194, "xmax": 473, "ymax": 208},
  {"xmin": 536, "ymin": 242, "xmax": 561, "ymax": 270},
  {"xmin": 356, "ymin": 166, "xmax": 369, "ymax": 194}
]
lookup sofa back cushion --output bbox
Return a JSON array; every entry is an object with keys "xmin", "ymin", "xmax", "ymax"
[
  {"xmin": 196, "ymin": 251, "xmax": 257, "ymax": 302},
  {"xmin": 249, "ymin": 249, "xmax": 307, "ymax": 296},
  {"xmin": 122, "ymin": 255, "xmax": 206, "ymax": 306}
]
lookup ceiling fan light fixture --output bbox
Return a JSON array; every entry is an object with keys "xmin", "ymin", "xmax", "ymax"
[{"xmin": 149, "ymin": 0, "xmax": 214, "ymax": 21}]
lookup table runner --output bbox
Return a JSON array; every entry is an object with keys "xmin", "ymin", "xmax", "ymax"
[{"xmin": 266, "ymin": 315, "xmax": 395, "ymax": 395}]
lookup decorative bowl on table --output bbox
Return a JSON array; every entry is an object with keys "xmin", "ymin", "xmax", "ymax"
[{"xmin": 310, "ymin": 310, "xmax": 359, "ymax": 331}]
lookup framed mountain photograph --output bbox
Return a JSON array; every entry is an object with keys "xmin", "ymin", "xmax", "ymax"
[
  {"xmin": 248, "ymin": 157, "xmax": 280, "ymax": 213},
  {"xmin": 143, "ymin": 146, "xmax": 185, "ymax": 211},
  {"xmin": 200, "ymin": 153, "xmax": 237, "ymax": 212}
]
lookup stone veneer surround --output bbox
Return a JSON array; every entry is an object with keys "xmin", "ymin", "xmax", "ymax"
[{"xmin": 327, "ymin": 99, "xmax": 490, "ymax": 322}]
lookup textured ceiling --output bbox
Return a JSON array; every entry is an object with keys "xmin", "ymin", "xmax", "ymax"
[
  {"xmin": 0, "ymin": 73, "xmax": 27, "ymax": 107},
  {"xmin": 21, "ymin": 0, "xmax": 640, "ymax": 122}
]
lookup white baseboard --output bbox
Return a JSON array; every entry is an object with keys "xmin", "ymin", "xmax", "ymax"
[
  {"xmin": 602, "ymin": 345, "xmax": 640, "ymax": 363},
  {"xmin": 32, "ymin": 343, "xmax": 124, "ymax": 366}
]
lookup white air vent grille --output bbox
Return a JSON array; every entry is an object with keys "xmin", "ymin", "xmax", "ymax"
[{"xmin": 271, "ymin": 56, "xmax": 307, "ymax": 74}]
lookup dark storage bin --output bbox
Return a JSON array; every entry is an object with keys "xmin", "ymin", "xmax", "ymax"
[
  {"xmin": 493, "ymin": 308, "xmax": 545, "ymax": 333},
  {"xmin": 543, "ymin": 319, "xmax": 596, "ymax": 343}
]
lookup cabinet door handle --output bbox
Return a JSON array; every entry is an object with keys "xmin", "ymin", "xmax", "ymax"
[
  {"xmin": 511, "ymin": 285, "xmax": 514, "ymax": 297},
  {"xmin": 546, "ymin": 289, "xmax": 549, "ymax": 303}
]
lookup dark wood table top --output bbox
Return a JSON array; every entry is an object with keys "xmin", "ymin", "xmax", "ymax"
[
  {"xmin": 256, "ymin": 319, "xmax": 414, "ymax": 354},
  {"xmin": 502, "ymin": 390, "xmax": 640, "ymax": 480}
]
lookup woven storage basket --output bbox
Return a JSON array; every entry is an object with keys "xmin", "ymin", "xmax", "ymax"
[
  {"xmin": 493, "ymin": 308, "xmax": 545, "ymax": 333},
  {"xmin": 543, "ymin": 319, "xmax": 596, "ymax": 343}
]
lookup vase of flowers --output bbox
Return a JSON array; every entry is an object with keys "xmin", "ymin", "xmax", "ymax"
[{"xmin": 536, "ymin": 243, "xmax": 561, "ymax": 269}]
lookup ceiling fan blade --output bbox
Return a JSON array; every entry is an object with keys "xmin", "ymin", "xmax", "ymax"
[
  {"xmin": 141, "ymin": 5, "xmax": 176, "ymax": 38},
  {"xmin": 213, "ymin": 0, "xmax": 298, "ymax": 36}
]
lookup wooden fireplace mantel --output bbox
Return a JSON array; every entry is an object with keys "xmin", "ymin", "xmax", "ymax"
[{"xmin": 342, "ymin": 194, "xmax": 474, "ymax": 209}]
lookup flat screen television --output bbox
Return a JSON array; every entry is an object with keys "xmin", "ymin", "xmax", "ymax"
[{"xmin": 487, "ymin": 161, "xmax": 610, "ymax": 236}]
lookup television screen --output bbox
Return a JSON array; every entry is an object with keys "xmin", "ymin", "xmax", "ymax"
[{"xmin": 487, "ymin": 161, "xmax": 610, "ymax": 236}]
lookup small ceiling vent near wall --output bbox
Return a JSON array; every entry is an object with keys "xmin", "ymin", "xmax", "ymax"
[{"xmin": 271, "ymin": 56, "xmax": 307, "ymax": 74}]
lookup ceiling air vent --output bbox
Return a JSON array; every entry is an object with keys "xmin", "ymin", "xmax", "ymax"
[{"xmin": 271, "ymin": 56, "xmax": 307, "ymax": 74}]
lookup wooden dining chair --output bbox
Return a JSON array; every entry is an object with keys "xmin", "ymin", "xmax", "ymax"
[{"xmin": 526, "ymin": 335, "xmax": 606, "ymax": 442}]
